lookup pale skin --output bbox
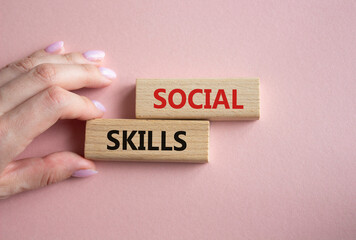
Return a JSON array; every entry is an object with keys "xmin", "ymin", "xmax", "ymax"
[{"xmin": 0, "ymin": 41, "xmax": 116, "ymax": 199}]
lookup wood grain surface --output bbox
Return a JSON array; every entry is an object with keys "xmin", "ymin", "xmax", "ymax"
[
  {"xmin": 85, "ymin": 119, "xmax": 209, "ymax": 163},
  {"xmin": 136, "ymin": 79, "xmax": 260, "ymax": 120}
]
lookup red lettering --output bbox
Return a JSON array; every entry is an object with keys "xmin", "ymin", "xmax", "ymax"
[
  {"xmin": 212, "ymin": 89, "xmax": 230, "ymax": 109},
  {"xmin": 188, "ymin": 89, "xmax": 203, "ymax": 109},
  {"xmin": 232, "ymin": 89, "xmax": 244, "ymax": 109},
  {"xmin": 204, "ymin": 89, "xmax": 212, "ymax": 109},
  {"xmin": 154, "ymin": 88, "xmax": 166, "ymax": 108},
  {"xmin": 168, "ymin": 89, "xmax": 186, "ymax": 109},
  {"xmin": 153, "ymin": 88, "xmax": 244, "ymax": 110}
]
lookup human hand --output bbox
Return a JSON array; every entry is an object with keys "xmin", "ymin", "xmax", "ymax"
[{"xmin": 0, "ymin": 41, "xmax": 116, "ymax": 199}]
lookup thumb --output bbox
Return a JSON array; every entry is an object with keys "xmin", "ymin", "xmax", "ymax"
[{"xmin": 0, "ymin": 151, "xmax": 97, "ymax": 199}]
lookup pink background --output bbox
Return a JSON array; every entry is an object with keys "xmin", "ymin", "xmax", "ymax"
[{"xmin": 1, "ymin": 0, "xmax": 355, "ymax": 239}]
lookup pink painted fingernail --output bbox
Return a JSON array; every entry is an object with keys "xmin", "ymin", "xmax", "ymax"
[
  {"xmin": 45, "ymin": 41, "xmax": 64, "ymax": 53},
  {"xmin": 72, "ymin": 169, "xmax": 98, "ymax": 178},
  {"xmin": 92, "ymin": 100, "xmax": 106, "ymax": 112},
  {"xmin": 83, "ymin": 50, "xmax": 105, "ymax": 61},
  {"xmin": 99, "ymin": 67, "xmax": 117, "ymax": 79}
]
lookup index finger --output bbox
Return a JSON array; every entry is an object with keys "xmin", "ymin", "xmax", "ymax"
[{"xmin": 0, "ymin": 41, "xmax": 105, "ymax": 86}]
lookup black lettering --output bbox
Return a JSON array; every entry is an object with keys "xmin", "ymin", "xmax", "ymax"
[
  {"xmin": 148, "ymin": 131, "xmax": 159, "ymax": 150},
  {"xmin": 174, "ymin": 131, "xmax": 186, "ymax": 151},
  {"xmin": 161, "ymin": 131, "xmax": 172, "ymax": 151},
  {"xmin": 123, "ymin": 130, "xmax": 137, "ymax": 150},
  {"xmin": 138, "ymin": 131, "xmax": 146, "ymax": 150},
  {"xmin": 107, "ymin": 130, "xmax": 120, "ymax": 150}
]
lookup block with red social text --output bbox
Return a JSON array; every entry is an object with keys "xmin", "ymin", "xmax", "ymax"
[
  {"xmin": 85, "ymin": 119, "xmax": 209, "ymax": 163},
  {"xmin": 136, "ymin": 79, "xmax": 259, "ymax": 120}
]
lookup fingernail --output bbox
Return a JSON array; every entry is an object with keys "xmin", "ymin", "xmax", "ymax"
[
  {"xmin": 92, "ymin": 100, "xmax": 106, "ymax": 112},
  {"xmin": 99, "ymin": 67, "xmax": 117, "ymax": 79},
  {"xmin": 83, "ymin": 50, "xmax": 105, "ymax": 61},
  {"xmin": 72, "ymin": 169, "xmax": 98, "ymax": 178},
  {"xmin": 45, "ymin": 41, "xmax": 64, "ymax": 53}
]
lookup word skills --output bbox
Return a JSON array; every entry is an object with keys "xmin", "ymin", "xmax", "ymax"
[{"xmin": 85, "ymin": 119, "xmax": 209, "ymax": 163}]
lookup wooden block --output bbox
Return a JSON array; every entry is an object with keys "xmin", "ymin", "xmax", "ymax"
[
  {"xmin": 85, "ymin": 119, "xmax": 209, "ymax": 163},
  {"xmin": 136, "ymin": 79, "xmax": 260, "ymax": 120}
]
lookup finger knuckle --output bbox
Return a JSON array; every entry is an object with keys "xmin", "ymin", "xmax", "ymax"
[
  {"xmin": 33, "ymin": 63, "xmax": 56, "ymax": 84},
  {"xmin": 80, "ymin": 96, "xmax": 93, "ymax": 108},
  {"xmin": 0, "ymin": 121, "xmax": 9, "ymax": 141},
  {"xmin": 63, "ymin": 52, "xmax": 83, "ymax": 63},
  {"xmin": 0, "ymin": 90, "xmax": 3, "ymax": 112},
  {"xmin": 40, "ymin": 155, "xmax": 62, "ymax": 186},
  {"xmin": 45, "ymin": 86, "xmax": 67, "ymax": 107},
  {"xmin": 81, "ymin": 64, "xmax": 97, "ymax": 75},
  {"xmin": 63, "ymin": 53, "xmax": 74, "ymax": 63},
  {"xmin": 10, "ymin": 56, "xmax": 35, "ymax": 72},
  {"xmin": 39, "ymin": 171, "xmax": 55, "ymax": 187},
  {"xmin": 0, "ymin": 181, "xmax": 11, "ymax": 199}
]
